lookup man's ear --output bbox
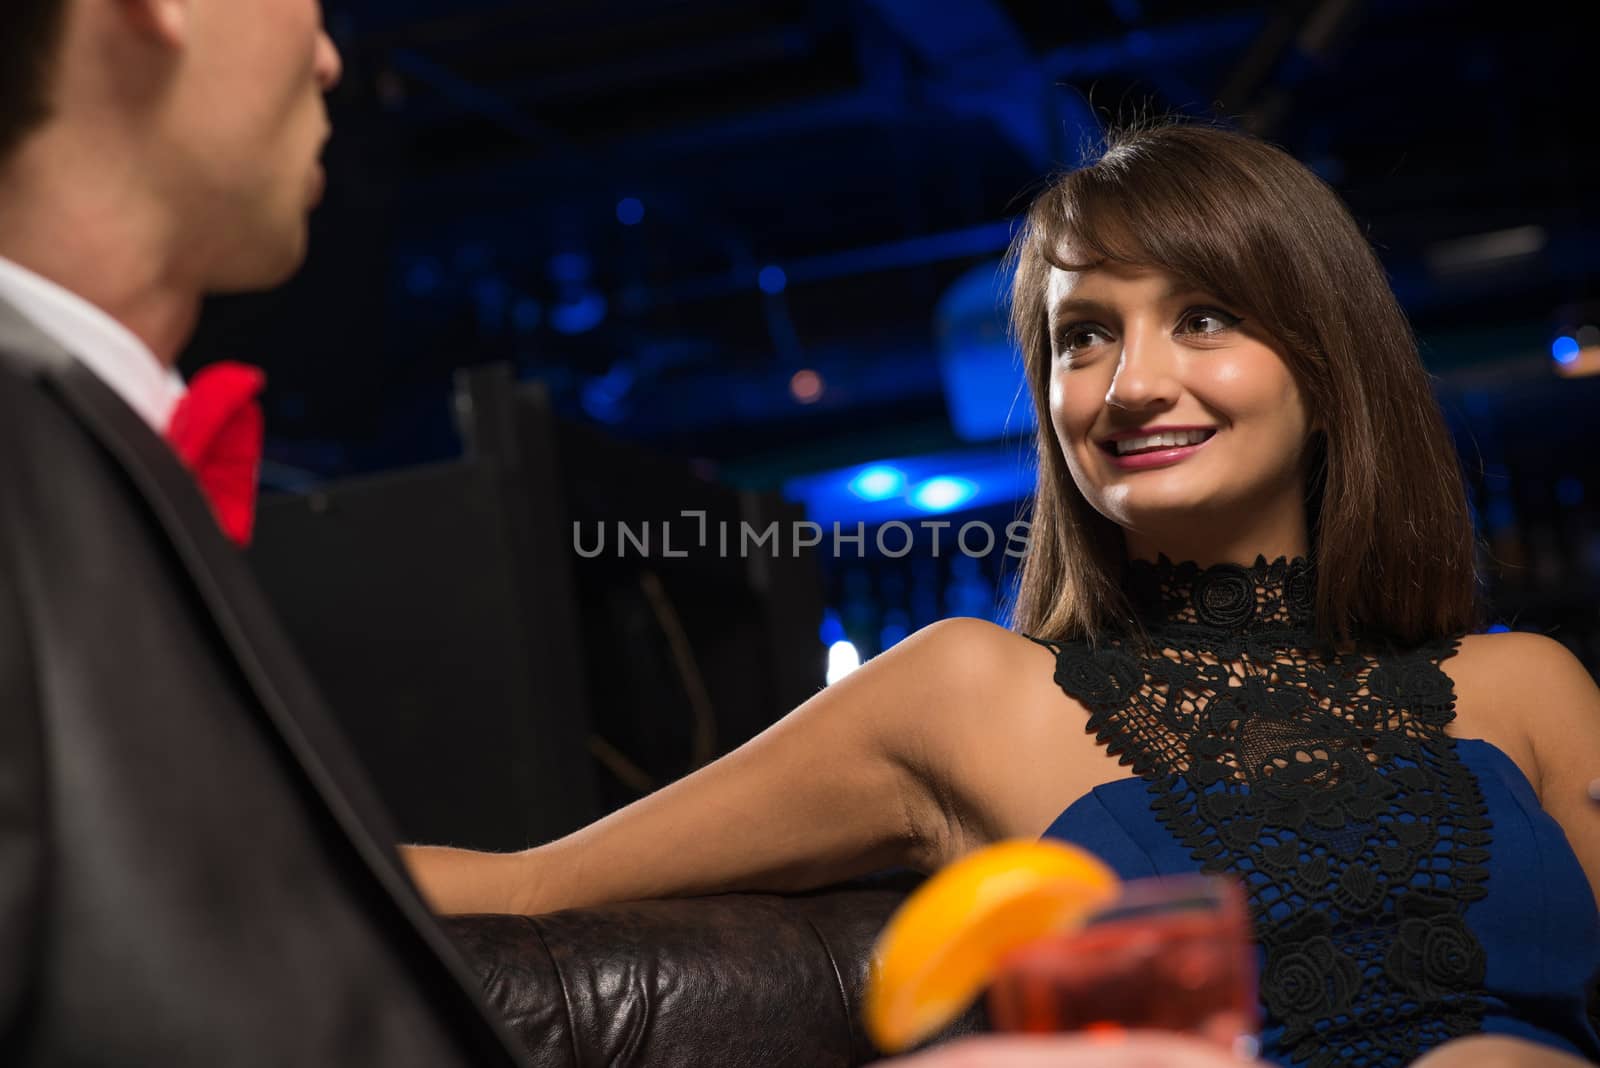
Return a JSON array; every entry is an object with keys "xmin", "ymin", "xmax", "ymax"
[{"xmin": 117, "ymin": 0, "xmax": 192, "ymax": 48}]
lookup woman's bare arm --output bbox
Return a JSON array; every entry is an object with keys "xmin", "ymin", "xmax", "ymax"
[
  {"xmin": 1455, "ymin": 631, "xmax": 1600, "ymax": 912},
  {"xmin": 402, "ymin": 617, "xmax": 1025, "ymax": 915},
  {"xmin": 1409, "ymin": 1034, "xmax": 1595, "ymax": 1067}
]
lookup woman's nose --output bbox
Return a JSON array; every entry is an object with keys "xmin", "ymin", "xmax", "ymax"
[{"xmin": 1104, "ymin": 332, "xmax": 1180, "ymax": 411}]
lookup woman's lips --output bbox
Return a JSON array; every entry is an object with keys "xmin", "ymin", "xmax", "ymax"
[{"xmin": 1101, "ymin": 432, "xmax": 1217, "ymax": 471}]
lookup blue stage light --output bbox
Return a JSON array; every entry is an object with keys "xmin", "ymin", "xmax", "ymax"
[
  {"xmin": 758, "ymin": 265, "xmax": 788, "ymax": 295},
  {"xmin": 616, "ymin": 197, "xmax": 644, "ymax": 225},
  {"xmin": 1486, "ymin": 623, "xmax": 1510, "ymax": 634},
  {"xmin": 819, "ymin": 610, "xmax": 846, "ymax": 646},
  {"xmin": 580, "ymin": 364, "xmax": 633, "ymax": 423},
  {"xmin": 910, "ymin": 476, "xmax": 979, "ymax": 513},
  {"xmin": 849, "ymin": 465, "xmax": 906, "ymax": 501},
  {"xmin": 1552, "ymin": 335, "xmax": 1580, "ymax": 364},
  {"xmin": 551, "ymin": 291, "xmax": 607, "ymax": 335}
]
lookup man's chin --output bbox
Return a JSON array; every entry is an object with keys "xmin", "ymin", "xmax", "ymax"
[{"xmin": 207, "ymin": 229, "xmax": 310, "ymax": 294}]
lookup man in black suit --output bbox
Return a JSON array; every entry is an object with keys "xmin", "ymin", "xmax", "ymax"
[{"xmin": 0, "ymin": 2, "xmax": 528, "ymax": 1063}]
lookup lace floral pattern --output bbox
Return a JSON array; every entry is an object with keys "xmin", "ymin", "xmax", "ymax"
[{"xmin": 1031, "ymin": 556, "xmax": 1489, "ymax": 1067}]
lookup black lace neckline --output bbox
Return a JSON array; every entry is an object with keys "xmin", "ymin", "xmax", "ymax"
[
  {"xmin": 1124, "ymin": 554, "xmax": 1316, "ymax": 633},
  {"xmin": 1029, "ymin": 559, "xmax": 1488, "ymax": 1067}
]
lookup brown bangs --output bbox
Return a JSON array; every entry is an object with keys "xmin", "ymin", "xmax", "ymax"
[{"xmin": 1023, "ymin": 135, "xmax": 1321, "ymax": 368}]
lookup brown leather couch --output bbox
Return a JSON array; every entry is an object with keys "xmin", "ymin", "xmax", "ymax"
[{"xmin": 442, "ymin": 877, "xmax": 986, "ymax": 1067}]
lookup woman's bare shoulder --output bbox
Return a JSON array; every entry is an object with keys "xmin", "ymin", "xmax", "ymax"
[
  {"xmin": 880, "ymin": 617, "xmax": 1073, "ymax": 722},
  {"xmin": 1449, "ymin": 630, "xmax": 1589, "ymax": 698},
  {"xmin": 888, "ymin": 615, "xmax": 1053, "ymax": 672},
  {"xmin": 877, "ymin": 618, "xmax": 1104, "ymax": 850},
  {"xmin": 1446, "ymin": 631, "xmax": 1600, "ymax": 802}
]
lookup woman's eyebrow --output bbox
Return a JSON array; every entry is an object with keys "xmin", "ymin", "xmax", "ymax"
[
  {"xmin": 1049, "ymin": 296, "xmax": 1115, "ymax": 323},
  {"xmin": 1049, "ymin": 282, "xmax": 1211, "ymax": 325}
]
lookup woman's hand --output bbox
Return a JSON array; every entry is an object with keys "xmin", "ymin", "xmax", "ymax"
[
  {"xmin": 1409, "ymin": 1034, "xmax": 1594, "ymax": 1067},
  {"xmin": 871, "ymin": 1033, "xmax": 1266, "ymax": 1067}
]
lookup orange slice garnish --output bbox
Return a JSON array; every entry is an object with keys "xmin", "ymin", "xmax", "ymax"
[{"xmin": 865, "ymin": 839, "xmax": 1121, "ymax": 1053}]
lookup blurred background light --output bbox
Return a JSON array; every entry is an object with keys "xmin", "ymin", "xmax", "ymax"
[
  {"xmin": 550, "ymin": 291, "xmax": 607, "ymax": 335},
  {"xmin": 819, "ymin": 609, "xmax": 846, "ymax": 646},
  {"xmin": 910, "ymin": 476, "xmax": 979, "ymax": 513},
  {"xmin": 849, "ymin": 465, "xmax": 906, "ymax": 501},
  {"xmin": 758, "ymin": 265, "xmax": 788, "ymax": 295},
  {"xmin": 787, "ymin": 449, "xmax": 1030, "ymax": 526},
  {"xmin": 615, "ymin": 197, "xmax": 645, "ymax": 225},
  {"xmin": 789, "ymin": 368, "xmax": 825, "ymax": 404},
  {"xmin": 825, "ymin": 640, "xmax": 861, "ymax": 685}
]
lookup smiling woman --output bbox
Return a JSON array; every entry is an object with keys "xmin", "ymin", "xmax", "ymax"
[{"xmin": 403, "ymin": 120, "xmax": 1600, "ymax": 1068}]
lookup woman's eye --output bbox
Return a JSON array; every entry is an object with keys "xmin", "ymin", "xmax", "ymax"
[
  {"xmin": 1057, "ymin": 326, "xmax": 1108, "ymax": 354},
  {"xmin": 1178, "ymin": 307, "xmax": 1241, "ymax": 336}
]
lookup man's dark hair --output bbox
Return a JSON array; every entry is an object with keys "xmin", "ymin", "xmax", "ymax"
[{"xmin": 0, "ymin": 0, "xmax": 69, "ymax": 163}]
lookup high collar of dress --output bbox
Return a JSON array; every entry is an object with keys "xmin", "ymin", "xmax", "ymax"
[{"xmin": 1124, "ymin": 554, "xmax": 1317, "ymax": 634}]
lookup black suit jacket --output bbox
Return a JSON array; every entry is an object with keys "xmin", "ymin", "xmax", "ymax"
[{"xmin": 0, "ymin": 297, "xmax": 530, "ymax": 1066}]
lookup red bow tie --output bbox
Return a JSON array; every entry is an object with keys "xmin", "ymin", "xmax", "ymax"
[{"xmin": 164, "ymin": 362, "xmax": 266, "ymax": 548}]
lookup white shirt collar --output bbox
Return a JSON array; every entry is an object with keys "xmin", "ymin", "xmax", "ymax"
[{"xmin": 0, "ymin": 254, "xmax": 186, "ymax": 433}]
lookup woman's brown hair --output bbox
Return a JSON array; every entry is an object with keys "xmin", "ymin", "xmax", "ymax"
[{"xmin": 1007, "ymin": 120, "xmax": 1480, "ymax": 646}]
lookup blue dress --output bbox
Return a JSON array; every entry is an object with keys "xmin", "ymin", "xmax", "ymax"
[{"xmin": 1031, "ymin": 557, "xmax": 1600, "ymax": 1067}]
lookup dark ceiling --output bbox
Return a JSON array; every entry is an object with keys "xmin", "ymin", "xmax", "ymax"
[{"xmin": 185, "ymin": 0, "xmax": 1598, "ymax": 486}]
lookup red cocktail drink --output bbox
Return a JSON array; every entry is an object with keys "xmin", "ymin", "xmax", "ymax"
[{"xmin": 986, "ymin": 874, "xmax": 1258, "ymax": 1055}]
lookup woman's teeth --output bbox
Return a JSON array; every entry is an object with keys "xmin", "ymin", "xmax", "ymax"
[{"xmin": 1113, "ymin": 429, "xmax": 1214, "ymax": 455}]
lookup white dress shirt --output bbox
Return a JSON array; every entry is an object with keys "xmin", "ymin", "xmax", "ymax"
[{"xmin": 0, "ymin": 255, "xmax": 186, "ymax": 433}]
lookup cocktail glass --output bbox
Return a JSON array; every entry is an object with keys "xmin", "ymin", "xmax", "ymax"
[{"xmin": 985, "ymin": 873, "xmax": 1259, "ymax": 1056}]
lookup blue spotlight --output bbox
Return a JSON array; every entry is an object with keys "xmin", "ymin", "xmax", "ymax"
[
  {"xmin": 849, "ymin": 465, "xmax": 906, "ymax": 501},
  {"xmin": 758, "ymin": 265, "xmax": 788, "ymax": 295},
  {"xmin": 615, "ymin": 197, "xmax": 645, "ymax": 226},
  {"xmin": 551, "ymin": 291, "xmax": 607, "ymax": 335},
  {"xmin": 910, "ymin": 476, "xmax": 979, "ymax": 513},
  {"xmin": 1486, "ymin": 623, "xmax": 1510, "ymax": 634},
  {"xmin": 1552, "ymin": 335, "xmax": 1580, "ymax": 364},
  {"xmin": 580, "ymin": 364, "xmax": 634, "ymax": 423},
  {"xmin": 819, "ymin": 609, "xmax": 846, "ymax": 646}
]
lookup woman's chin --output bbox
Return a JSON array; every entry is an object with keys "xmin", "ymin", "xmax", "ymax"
[{"xmin": 1097, "ymin": 483, "xmax": 1220, "ymax": 526}]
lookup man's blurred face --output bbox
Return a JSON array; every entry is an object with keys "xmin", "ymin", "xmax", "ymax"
[{"xmin": 163, "ymin": 0, "xmax": 342, "ymax": 289}]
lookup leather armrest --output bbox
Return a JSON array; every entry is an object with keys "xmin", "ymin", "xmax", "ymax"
[{"xmin": 442, "ymin": 880, "xmax": 986, "ymax": 1067}]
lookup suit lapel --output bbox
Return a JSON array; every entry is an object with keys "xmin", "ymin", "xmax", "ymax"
[{"xmin": 0, "ymin": 298, "xmax": 528, "ymax": 1065}]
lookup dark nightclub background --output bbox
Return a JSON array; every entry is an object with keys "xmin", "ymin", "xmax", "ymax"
[{"xmin": 203, "ymin": 0, "xmax": 1598, "ymax": 847}]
